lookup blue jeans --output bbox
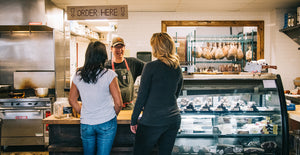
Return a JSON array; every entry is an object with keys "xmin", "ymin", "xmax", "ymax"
[{"xmin": 81, "ymin": 116, "xmax": 117, "ymax": 155}]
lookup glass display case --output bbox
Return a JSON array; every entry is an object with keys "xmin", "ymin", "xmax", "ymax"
[{"xmin": 173, "ymin": 74, "xmax": 289, "ymax": 155}]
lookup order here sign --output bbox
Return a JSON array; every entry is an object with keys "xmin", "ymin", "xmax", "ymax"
[{"xmin": 67, "ymin": 5, "xmax": 128, "ymax": 20}]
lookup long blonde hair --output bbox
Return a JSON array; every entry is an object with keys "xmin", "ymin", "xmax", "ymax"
[{"xmin": 151, "ymin": 32, "xmax": 180, "ymax": 69}]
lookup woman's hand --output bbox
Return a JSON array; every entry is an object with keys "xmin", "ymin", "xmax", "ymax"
[{"xmin": 130, "ymin": 125, "xmax": 138, "ymax": 134}]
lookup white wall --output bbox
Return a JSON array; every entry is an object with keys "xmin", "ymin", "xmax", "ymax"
[
  {"xmin": 269, "ymin": 9, "xmax": 300, "ymax": 90},
  {"xmin": 110, "ymin": 11, "xmax": 299, "ymax": 90},
  {"xmin": 70, "ymin": 36, "xmax": 90, "ymax": 78},
  {"xmin": 116, "ymin": 11, "xmax": 270, "ymax": 56}
]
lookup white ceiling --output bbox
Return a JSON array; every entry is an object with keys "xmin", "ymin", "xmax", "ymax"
[
  {"xmin": 51, "ymin": 0, "xmax": 300, "ymax": 31},
  {"xmin": 52, "ymin": 0, "xmax": 300, "ymax": 12}
]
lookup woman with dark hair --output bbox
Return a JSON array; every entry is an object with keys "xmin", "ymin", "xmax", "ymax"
[
  {"xmin": 130, "ymin": 32, "xmax": 183, "ymax": 155},
  {"xmin": 69, "ymin": 41, "xmax": 123, "ymax": 155}
]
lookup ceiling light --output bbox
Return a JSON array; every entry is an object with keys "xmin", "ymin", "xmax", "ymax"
[
  {"xmin": 95, "ymin": 24, "xmax": 117, "ymax": 32},
  {"xmin": 95, "ymin": 26, "xmax": 113, "ymax": 32}
]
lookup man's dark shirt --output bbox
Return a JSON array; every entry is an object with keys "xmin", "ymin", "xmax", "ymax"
[{"xmin": 105, "ymin": 57, "xmax": 145, "ymax": 82}]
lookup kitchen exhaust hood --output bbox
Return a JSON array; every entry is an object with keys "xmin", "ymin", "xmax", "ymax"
[
  {"xmin": 0, "ymin": 25, "xmax": 53, "ymax": 32},
  {"xmin": 0, "ymin": 0, "xmax": 63, "ymax": 31}
]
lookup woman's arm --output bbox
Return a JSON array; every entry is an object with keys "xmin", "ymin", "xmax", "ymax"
[
  {"xmin": 69, "ymin": 82, "xmax": 81, "ymax": 114},
  {"xmin": 176, "ymin": 71, "xmax": 183, "ymax": 98},
  {"xmin": 131, "ymin": 64, "xmax": 152, "ymax": 126},
  {"xmin": 110, "ymin": 77, "xmax": 123, "ymax": 115}
]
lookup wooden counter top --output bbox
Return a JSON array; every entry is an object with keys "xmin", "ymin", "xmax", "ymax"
[
  {"xmin": 288, "ymin": 105, "xmax": 300, "ymax": 122},
  {"xmin": 285, "ymin": 94, "xmax": 300, "ymax": 104},
  {"xmin": 43, "ymin": 110, "xmax": 133, "ymax": 125},
  {"xmin": 43, "ymin": 105, "xmax": 300, "ymax": 124}
]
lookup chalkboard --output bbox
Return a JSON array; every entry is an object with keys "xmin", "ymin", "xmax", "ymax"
[{"xmin": 63, "ymin": 107, "xmax": 73, "ymax": 114}]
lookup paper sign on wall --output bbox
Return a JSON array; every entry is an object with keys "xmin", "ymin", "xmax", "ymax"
[{"xmin": 67, "ymin": 5, "xmax": 128, "ymax": 20}]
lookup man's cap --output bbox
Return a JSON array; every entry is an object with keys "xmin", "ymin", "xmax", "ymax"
[{"xmin": 111, "ymin": 37, "xmax": 125, "ymax": 47}]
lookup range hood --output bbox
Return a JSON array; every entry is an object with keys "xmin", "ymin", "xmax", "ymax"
[
  {"xmin": 0, "ymin": 0, "xmax": 66, "ymax": 97},
  {"xmin": 0, "ymin": 25, "xmax": 53, "ymax": 31},
  {"xmin": 0, "ymin": 0, "xmax": 63, "ymax": 31}
]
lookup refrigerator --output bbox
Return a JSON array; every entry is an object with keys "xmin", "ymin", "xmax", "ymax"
[{"xmin": 173, "ymin": 73, "xmax": 289, "ymax": 155}]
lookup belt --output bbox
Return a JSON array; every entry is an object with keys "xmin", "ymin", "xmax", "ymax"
[{"xmin": 122, "ymin": 102, "xmax": 133, "ymax": 108}]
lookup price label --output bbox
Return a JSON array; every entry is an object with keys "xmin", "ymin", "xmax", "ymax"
[
  {"xmin": 263, "ymin": 80, "xmax": 276, "ymax": 88},
  {"xmin": 15, "ymin": 116, "xmax": 28, "ymax": 119}
]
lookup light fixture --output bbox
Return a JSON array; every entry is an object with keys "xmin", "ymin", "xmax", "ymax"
[
  {"xmin": 96, "ymin": 22, "xmax": 117, "ymax": 32},
  {"xmin": 95, "ymin": 26, "xmax": 113, "ymax": 32}
]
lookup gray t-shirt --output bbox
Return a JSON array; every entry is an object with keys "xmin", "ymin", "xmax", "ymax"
[{"xmin": 72, "ymin": 69, "xmax": 117, "ymax": 125}]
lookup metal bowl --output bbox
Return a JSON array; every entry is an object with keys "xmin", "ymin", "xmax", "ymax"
[
  {"xmin": 0, "ymin": 85, "xmax": 12, "ymax": 92},
  {"xmin": 35, "ymin": 88, "xmax": 48, "ymax": 97}
]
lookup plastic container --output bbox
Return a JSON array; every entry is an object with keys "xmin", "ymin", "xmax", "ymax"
[{"xmin": 53, "ymin": 97, "xmax": 72, "ymax": 119}]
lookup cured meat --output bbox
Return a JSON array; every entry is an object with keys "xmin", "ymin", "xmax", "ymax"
[
  {"xmin": 216, "ymin": 144, "xmax": 235, "ymax": 154},
  {"xmin": 192, "ymin": 46, "xmax": 202, "ymax": 58},
  {"xmin": 227, "ymin": 42, "xmax": 237, "ymax": 60},
  {"xmin": 210, "ymin": 42, "xmax": 217, "ymax": 59},
  {"xmin": 244, "ymin": 147, "xmax": 264, "ymax": 153},
  {"xmin": 236, "ymin": 42, "xmax": 244, "ymax": 60},
  {"xmin": 246, "ymin": 46, "xmax": 253, "ymax": 61},
  {"xmin": 222, "ymin": 42, "xmax": 229, "ymax": 57},
  {"xmin": 215, "ymin": 42, "xmax": 224, "ymax": 59},
  {"xmin": 261, "ymin": 141, "xmax": 277, "ymax": 153},
  {"xmin": 203, "ymin": 42, "xmax": 212, "ymax": 60}
]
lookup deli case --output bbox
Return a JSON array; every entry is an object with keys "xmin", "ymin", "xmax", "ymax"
[{"xmin": 173, "ymin": 73, "xmax": 289, "ymax": 155}]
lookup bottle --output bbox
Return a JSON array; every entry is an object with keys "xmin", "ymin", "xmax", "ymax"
[
  {"xmin": 284, "ymin": 13, "xmax": 288, "ymax": 28},
  {"xmin": 288, "ymin": 13, "xmax": 292, "ymax": 27},
  {"xmin": 297, "ymin": 7, "xmax": 300, "ymax": 25}
]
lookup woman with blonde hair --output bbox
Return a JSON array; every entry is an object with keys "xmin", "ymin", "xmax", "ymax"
[{"xmin": 130, "ymin": 32, "xmax": 183, "ymax": 155}]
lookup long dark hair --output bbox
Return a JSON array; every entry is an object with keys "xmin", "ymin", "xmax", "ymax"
[{"xmin": 77, "ymin": 41, "xmax": 108, "ymax": 83}]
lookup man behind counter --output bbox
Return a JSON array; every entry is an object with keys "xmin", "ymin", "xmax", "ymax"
[{"xmin": 105, "ymin": 37, "xmax": 145, "ymax": 110}]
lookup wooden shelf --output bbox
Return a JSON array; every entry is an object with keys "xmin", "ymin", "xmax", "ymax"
[
  {"xmin": 288, "ymin": 105, "xmax": 300, "ymax": 122},
  {"xmin": 280, "ymin": 25, "xmax": 300, "ymax": 32},
  {"xmin": 280, "ymin": 25, "xmax": 300, "ymax": 45}
]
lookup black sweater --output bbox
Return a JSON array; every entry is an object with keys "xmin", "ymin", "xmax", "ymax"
[{"xmin": 131, "ymin": 60, "xmax": 183, "ymax": 126}]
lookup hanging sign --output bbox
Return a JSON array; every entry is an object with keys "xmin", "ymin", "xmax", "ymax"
[{"xmin": 67, "ymin": 5, "xmax": 128, "ymax": 20}]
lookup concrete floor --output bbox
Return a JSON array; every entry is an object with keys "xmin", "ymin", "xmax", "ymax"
[
  {"xmin": 0, "ymin": 151, "xmax": 297, "ymax": 155},
  {"xmin": 0, "ymin": 146, "xmax": 296, "ymax": 155},
  {"xmin": 1, "ymin": 146, "xmax": 48, "ymax": 155},
  {"xmin": 1, "ymin": 152, "xmax": 48, "ymax": 155}
]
